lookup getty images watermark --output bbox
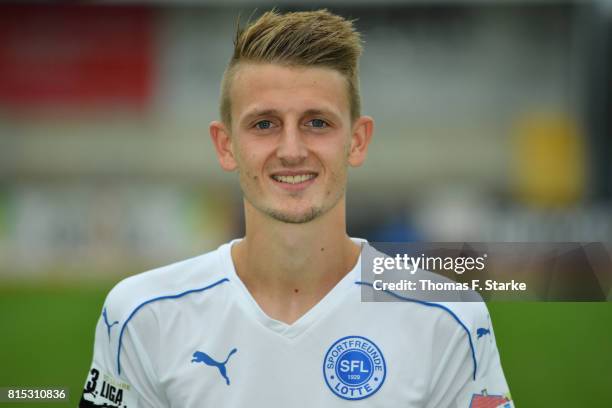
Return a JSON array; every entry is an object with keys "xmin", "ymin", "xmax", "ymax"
[
  {"xmin": 360, "ymin": 242, "xmax": 612, "ymax": 302},
  {"xmin": 371, "ymin": 252, "xmax": 525, "ymax": 292}
]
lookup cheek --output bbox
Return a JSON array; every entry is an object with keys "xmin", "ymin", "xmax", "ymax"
[
  {"xmin": 322, "ymin": 152, "xmax": 348, "ymax": 195},
  {"xmin": 237, "ymin": 138, "xmax": 274, "ymax": 167},
  {"xmin": 234, "ymin": 147, "xmax": 265, "ymax": 186},
  {"xmin": 235, "ymin": 144, "xmax": 259, "ymax": 170},
  {"xmin": 315, "ymin": 138, "xmax": 349, "ymax": 163},
  {"xmin": 239, "ymin": 167, "xmax": 259, "ymax": 183},
  {"xmin": 325, "ymin": 143, "xmax": 350, "ymax": 170}
]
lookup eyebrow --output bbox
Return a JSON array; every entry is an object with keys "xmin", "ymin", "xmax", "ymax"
[
  {"xmin": 240, "ymin": 109, "xmax": 280, "ymax": 125},
  {"xmin": 303, "ymin": 109, "xmax": 340, "ymax": 120}
]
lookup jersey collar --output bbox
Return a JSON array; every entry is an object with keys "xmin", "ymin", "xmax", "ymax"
[{"xmin": 219, "ymin": 238, "xmax": 366, "ymax": 339}]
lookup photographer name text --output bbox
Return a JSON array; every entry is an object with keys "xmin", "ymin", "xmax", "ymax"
[{"xmin": 372, "ymin": 279, "xmax": 527, "ymax": 292}]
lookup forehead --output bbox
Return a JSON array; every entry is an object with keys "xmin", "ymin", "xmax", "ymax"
[{"xmin": 229, "ymin": 63, "xmax": 350, "ymax": 123}]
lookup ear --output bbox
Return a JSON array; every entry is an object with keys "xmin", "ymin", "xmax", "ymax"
[
  {"xmin": 210, "ymin": 120, "xmax": 238, "ymax": 171},
  {"xmin": 348, "ymin": 115, "xmax": 374, "ymax": 167}
]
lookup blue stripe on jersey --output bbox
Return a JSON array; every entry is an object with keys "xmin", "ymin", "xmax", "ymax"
[
  {"xmin": 116, "ymin": 277, "xmax": 230, "ymax": 375},
  {"xmin": 355, "ymin": 281, "xmax": 478, "ymax": 381}
]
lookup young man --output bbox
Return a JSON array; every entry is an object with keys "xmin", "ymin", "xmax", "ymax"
[{"xmin": 80, "ymin": 10, "xmax": 512, "ymax": 408}]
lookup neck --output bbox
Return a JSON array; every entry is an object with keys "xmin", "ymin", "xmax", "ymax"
[{"xmin": 231, "ymin": 197, "xmax": 360, "ymax": 324}]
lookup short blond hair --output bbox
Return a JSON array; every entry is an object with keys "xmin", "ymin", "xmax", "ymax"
[{"xmin": 220, "ymin": 9, "xmax": 363, "ymax": 125}]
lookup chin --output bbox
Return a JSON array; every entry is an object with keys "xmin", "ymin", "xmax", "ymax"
[{"xmin": 265, "ymin": 206, "xmax": 324, "ymax": 224}]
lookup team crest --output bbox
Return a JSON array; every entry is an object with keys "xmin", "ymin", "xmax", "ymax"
[{"xmin": 323, "ymin": 335, "xmax": 386, "ymax": 400}]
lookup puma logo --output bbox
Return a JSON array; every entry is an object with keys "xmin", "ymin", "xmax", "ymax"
[
  {"xmin": 191, "ymin": 348, "xmax": 238, "ymax": 385},
  {"xmin": 477, "ymin": 328, "xmax": 491, "ymax": 339},
  {"xmin": 102, "ymin": 308, "xmax": 119, "ymax": 342}
]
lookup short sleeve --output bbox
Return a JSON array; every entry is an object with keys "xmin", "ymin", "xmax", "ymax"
[
  {"xmin": 79, "ymin": 299, "xmax": 167, "ymax": 408},
  {"xmin": 426, "ymin": 304, "xmax": 514, "ymax": 408}
]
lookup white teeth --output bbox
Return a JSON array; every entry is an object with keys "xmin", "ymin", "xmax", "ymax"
[{"xmin": 272, "ymin": 174, "xmax": 316, "ymax": 184}]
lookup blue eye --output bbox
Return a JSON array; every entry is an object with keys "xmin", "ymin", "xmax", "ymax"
[
  {"xmin": 309, "ymin": 119, "xmax": 327, "ymax": 128},
  {"xmin": 255, "ymin": 120, "xmax": 272, "ymax": 130}
]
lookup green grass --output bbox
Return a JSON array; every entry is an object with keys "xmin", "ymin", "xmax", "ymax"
[
  {"xmin": 0, "ymin": 285, "xmax": 610, "ymax": 407},
  {"xmin": 488, "ymin": 302, "xmax": 612, "ymax": 406},
  {"xmin": 0, "ymin": 283, "xmax": 113, "ymax": 408}
]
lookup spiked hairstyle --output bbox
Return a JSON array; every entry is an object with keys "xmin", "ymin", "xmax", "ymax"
[{"xmin": 220, "ymin": 9, "xmax": 363, "ymax": 125}]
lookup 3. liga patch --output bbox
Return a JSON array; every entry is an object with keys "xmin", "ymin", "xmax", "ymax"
[
  {"xmin": 79, "ymin": 364, "xmax": 136, "ymax": 408},
  {"xmin": 323, "ymin": 335, "xmax": 386, "ymax": 400}
]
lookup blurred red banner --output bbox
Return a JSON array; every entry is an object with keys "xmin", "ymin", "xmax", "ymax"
[{"xmin": 0, "ymin": 5, "xmax": 153, "ymax": 111}]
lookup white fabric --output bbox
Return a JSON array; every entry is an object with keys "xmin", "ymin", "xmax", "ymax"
[{"xmin": 81, "ymin": 239, "xmax": 512, "ymax": 408}]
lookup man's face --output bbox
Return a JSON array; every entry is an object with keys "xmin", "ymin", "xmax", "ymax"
[{"xmin": 221, "ymin": 63, "xmax": 362, "ymax": 224}]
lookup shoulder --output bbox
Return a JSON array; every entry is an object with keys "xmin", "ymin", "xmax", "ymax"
[
  {"xmin": 104, "ymin": 244, "xmax": 232, "ymax": 328},
  {"xmin": 425, "ymin": 301, "xmax": 492, "ymax": 360},
  {"xmin": 412, "ymin": 301, "xmax": 492, "ymax": 382},
  {"xmin": 366, "ymin": 286, "xmax": 490, "ymax": 343},
  {"xmin": 394, "ymin": 300, "xmax": 490, "ymax": 382},
  {"xmin": 357, "ymin": 279, "xmax": 490, "ymax": 381},
  {"xmin": 98, "ymin": 243, "xmax": 234, "ymax": 375},
  {"xmin": 432, "ymin": 301, "xmax": 491, "ymax": 334}
]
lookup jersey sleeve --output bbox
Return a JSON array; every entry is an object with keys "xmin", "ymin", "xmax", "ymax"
[
  {"xmin": 79, "ymin": 292, "xmax": 167, "ymax": 408},
  {"xmin": 426, "ymin": 303, "xmax": 514, "ymax": 408}
]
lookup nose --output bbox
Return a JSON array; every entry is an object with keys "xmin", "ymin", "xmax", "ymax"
[{"xmin": 276, "ymin": 124, "xmax": 307, "ymax": 165}]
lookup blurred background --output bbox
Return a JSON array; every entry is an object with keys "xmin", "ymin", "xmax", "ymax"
[{"xmin": 0, "ymin": 0, "xmax": 610, "ymax": 407}]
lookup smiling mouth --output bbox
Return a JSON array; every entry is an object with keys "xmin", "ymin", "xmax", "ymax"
[{"xmin": 271, "ymin": 174, "xmax": 317, "ymax": 184}]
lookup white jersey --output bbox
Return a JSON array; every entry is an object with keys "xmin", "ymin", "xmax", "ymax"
[{"xmin": 80, "ymin": 239, "xmax": 513, "ymax": 408}]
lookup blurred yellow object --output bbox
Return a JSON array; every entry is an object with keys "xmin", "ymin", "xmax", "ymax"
[{"xmin": 512, "ymin": 113, "xmax": 585, "ymax": 207}]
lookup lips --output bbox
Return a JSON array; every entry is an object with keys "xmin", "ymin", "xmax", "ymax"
[{"xmin": 269, "ymin": 171, "xmax": 319, "ymax": 190}]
